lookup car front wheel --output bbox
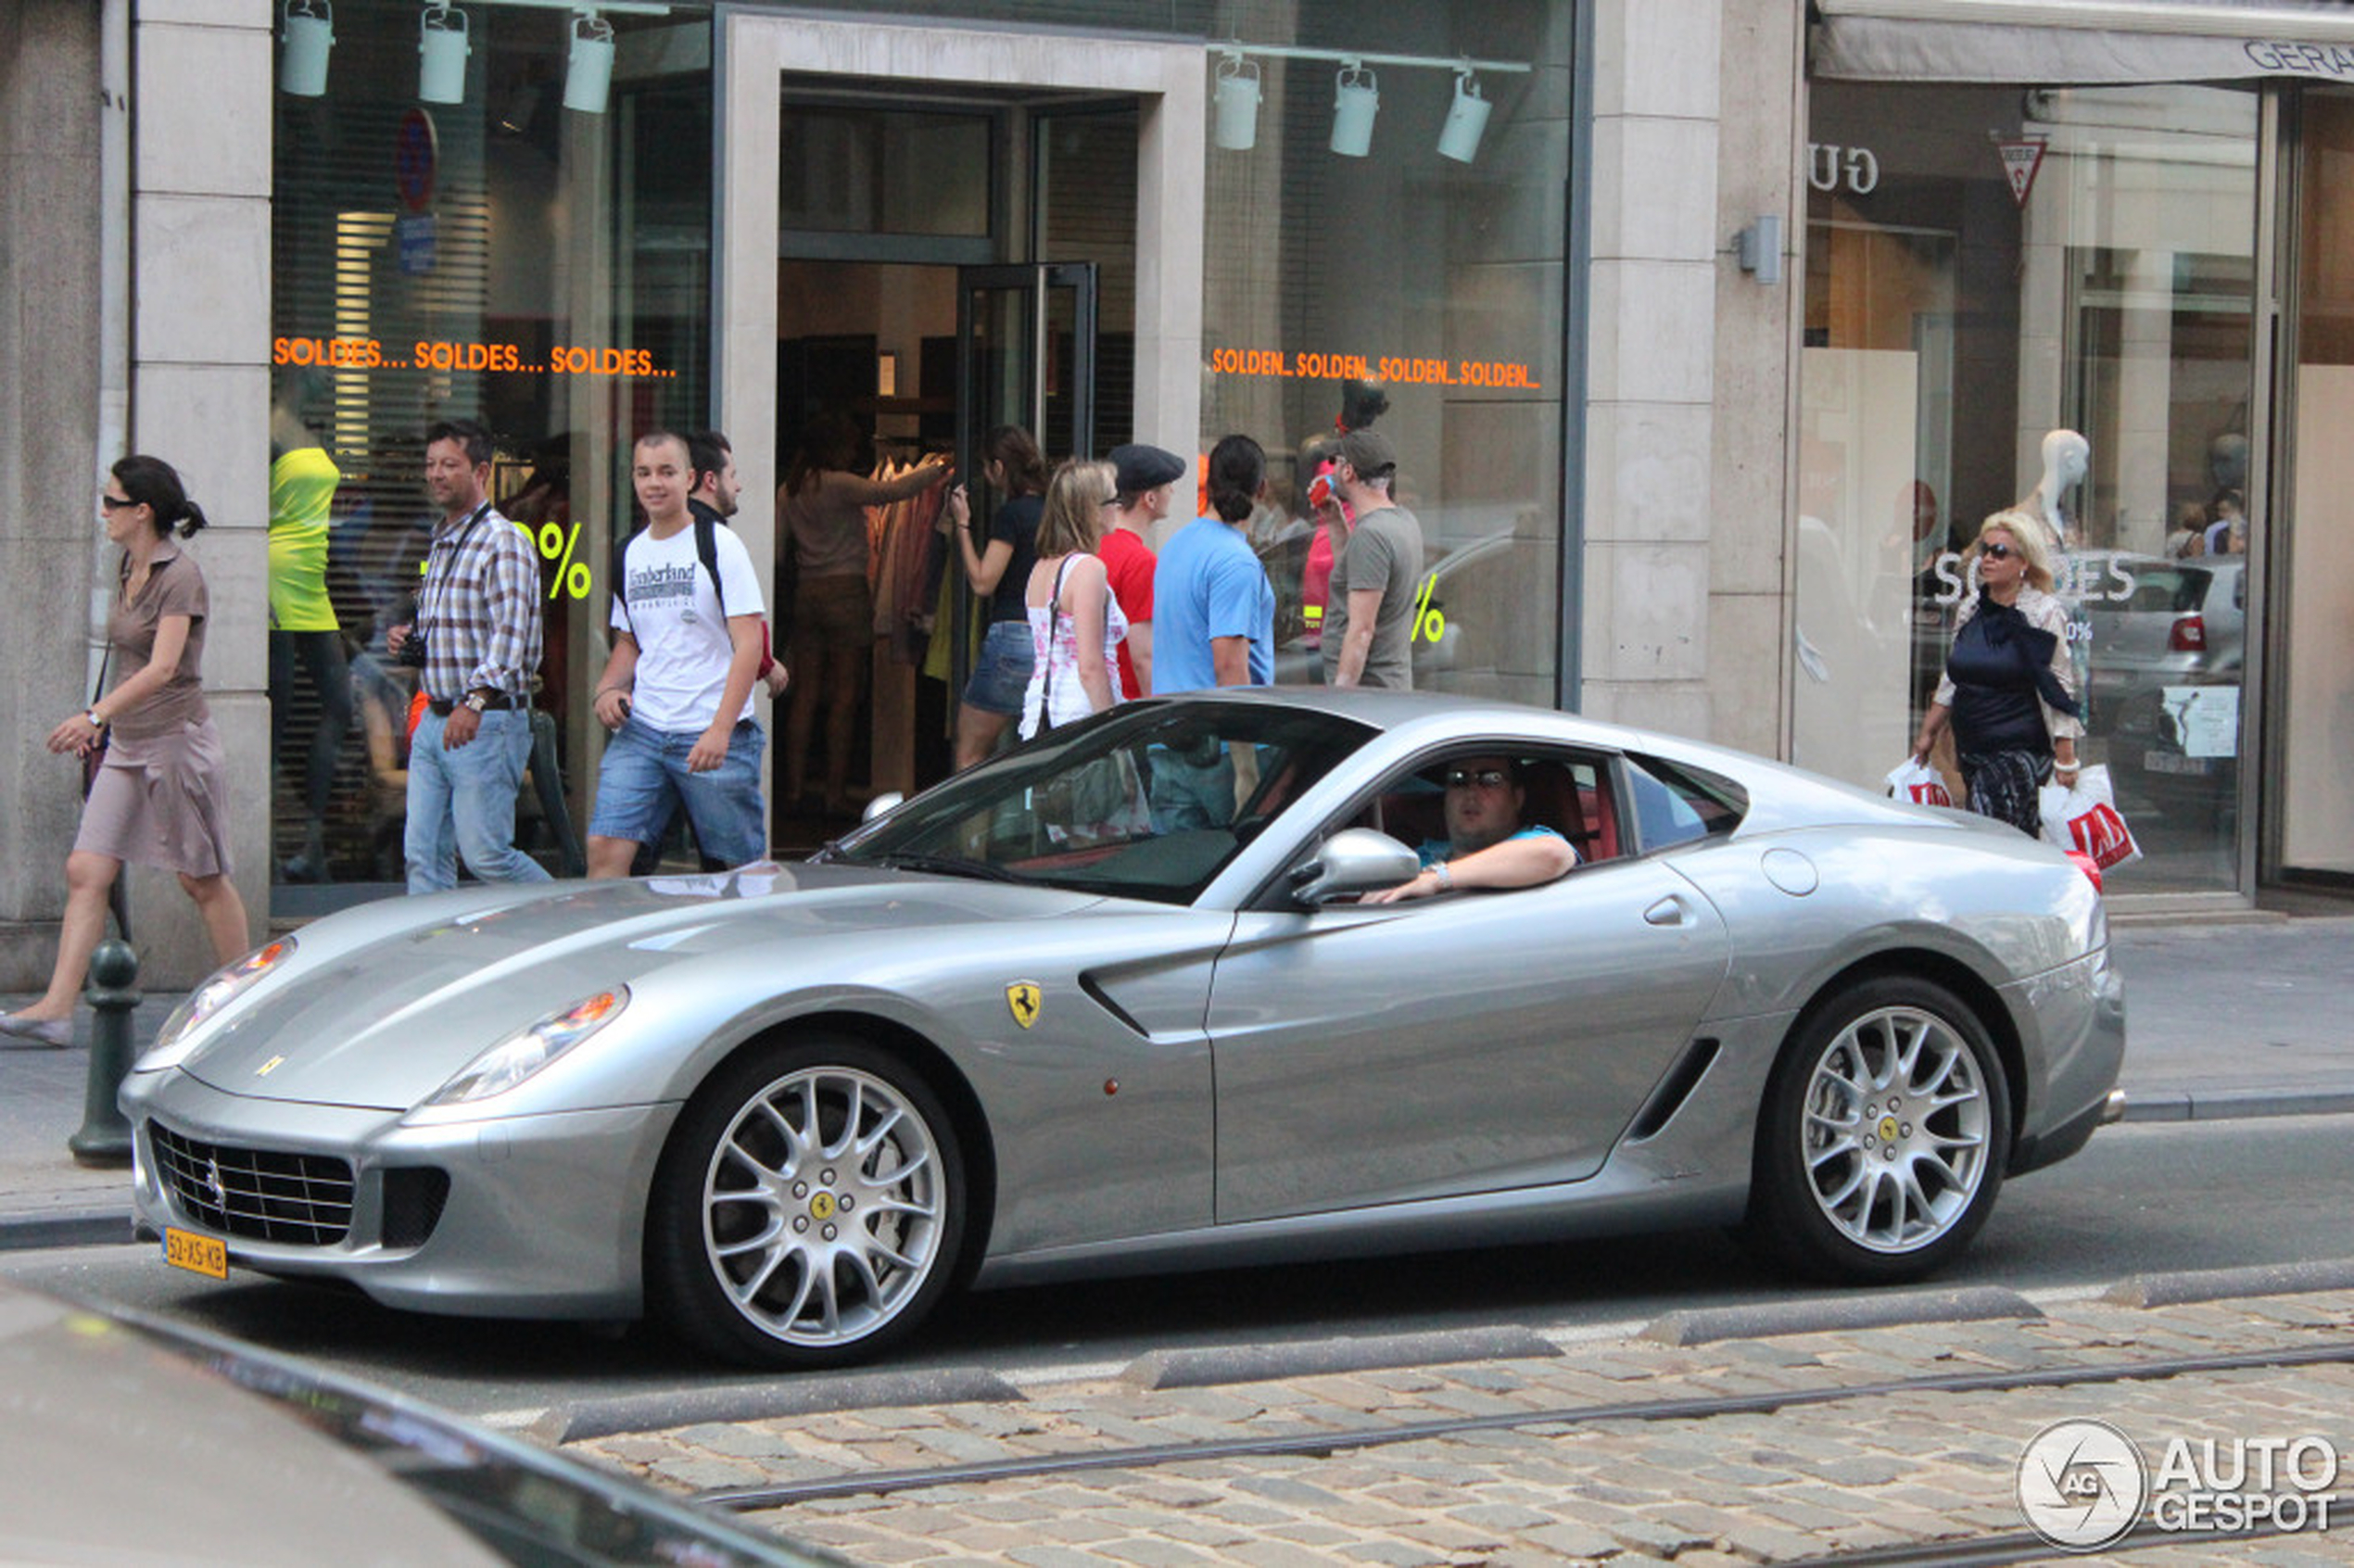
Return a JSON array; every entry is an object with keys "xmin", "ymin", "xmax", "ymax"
[
  {"xmin": 648, "ymin": 1036, "xmax": 965, "ymax": 1368},
  {"xmin": 1744, "ymin": 977, "xmax": 2011, "ymax": 1283}
]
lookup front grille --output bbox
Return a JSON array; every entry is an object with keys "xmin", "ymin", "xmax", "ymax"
[{"xmin": 149, "ymin": 1120, "xmax": 356, "ymax": 1246}]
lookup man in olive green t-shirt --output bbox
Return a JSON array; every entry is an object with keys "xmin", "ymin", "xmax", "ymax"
[{"xmin": 1322, "ymin": 427, "xmax": 1425, "ymax": 689}]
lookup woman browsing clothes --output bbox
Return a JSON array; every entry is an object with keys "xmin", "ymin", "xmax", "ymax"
[
  {"xmin": 1019, "ymin": 460, "xmax": 1126, "ymax": 740},
  {"xmin": 1909, "ymin": 510, "xmax": 2083, "ymax": 838},
  {"xmin": 776, "ymin": 413, "xmax": 950, "ymax": 816},
  {"xmin": 942, "ymin": 424, "xmax": 1050, "ymax": 769},
  {"xmin": 0, "ymin": 457, "xmax": 250, "ymax": 1047}
]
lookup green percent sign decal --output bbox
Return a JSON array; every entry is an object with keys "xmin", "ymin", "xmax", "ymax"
[
  {"xmin": 1412, "ymin": 573, "xmax": 1445, "ymax": 644},
  {"xmin": 537, "ymin": 520, "xmax": 591, "ymax": 600}
]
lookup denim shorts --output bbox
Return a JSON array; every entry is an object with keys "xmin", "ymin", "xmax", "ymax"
[
  {"xmin": 960, "ymin": 619, "xmax": 1035, "ymax": 717},
  {"xmin": 589, "ymin": 714, "xmax": 768, "ymax": 868}
]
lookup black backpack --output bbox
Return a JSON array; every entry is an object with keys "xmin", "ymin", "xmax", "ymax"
[{"xmin": 610, "ymin": 505, "xmax": 728, "ymax": 633}]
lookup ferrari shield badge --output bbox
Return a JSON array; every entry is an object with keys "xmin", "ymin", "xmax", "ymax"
[{"xmin": 1006, "ymin": 981, "xmax": 1043, "ymax": 1030}]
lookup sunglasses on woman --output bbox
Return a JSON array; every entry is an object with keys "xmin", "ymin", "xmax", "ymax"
[{"xmin": 1980, "ymin": 542, "xmax": 2018, "ymax": 561}]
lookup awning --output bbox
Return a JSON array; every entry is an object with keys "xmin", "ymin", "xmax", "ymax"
[{"xmin": 1814, "ymin": 0, "xmax": 2354, "ymax": 84}]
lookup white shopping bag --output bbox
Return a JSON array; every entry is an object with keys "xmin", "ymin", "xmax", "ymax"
[
  {"xmin": 2037, "ymin": 763, "xmax": 2141, "ymax": 870},
  {"xmin": 1885, "ymin": 756, "xmax": 1955, "ymax": 809}
]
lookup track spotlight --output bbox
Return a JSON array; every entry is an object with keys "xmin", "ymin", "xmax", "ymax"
[
  {"xmin": 418, "ymin": 4, "xmax": 470, "ymax": 106},
  {"xmin": 563, "ymin": 10, "xmax": 615, "ymax": 113},
  {"xmin": 1437, "ymin": 66, "xmax": 1491, "ymax": 163},
  {"xmin": 1330, "ymin": 59, "xmax": 1378, "ymax": 158},
  {"xmin": 1213, "ymin": 48, "xmax": 1260, "ymax": 151},
  {"xmin": 280, "ymin": 0, "xmax": 334, "ymax": 96}
]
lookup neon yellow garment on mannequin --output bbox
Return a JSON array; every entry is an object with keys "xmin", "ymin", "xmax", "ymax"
[{"xmin": 269, "ymin": 447, "xmax": 342, "ymax": 631}]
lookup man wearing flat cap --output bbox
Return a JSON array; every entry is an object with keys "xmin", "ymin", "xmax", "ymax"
[
  {"xmin": 1102, "ymin": 442, "xmax": 1183, "ymax": 698},
  {"xmin": 1323, "ymin": 427, "xmax": 1424, "ymax": 689}
]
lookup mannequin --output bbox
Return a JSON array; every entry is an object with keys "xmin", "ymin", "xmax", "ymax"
[
  {"xmin": 2018, "ymin": 428, "xmax": 2087, "ymax": 549},
  {"xmin": 268, "ymin": 369, "xmax": 352, "ymax": 881}
]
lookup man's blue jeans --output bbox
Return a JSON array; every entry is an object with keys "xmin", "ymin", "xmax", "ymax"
[{"xmin": 405, "ymin": 707, "xmax": 553, "ymax": 893}]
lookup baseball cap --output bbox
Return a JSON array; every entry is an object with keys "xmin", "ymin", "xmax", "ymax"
[
  {"xmin": 1337, "ymin": 428, "xmax": 1398, "ymax": 478},
  {"xmin": 1108, "ymin": 443, "xmax": 1186, "ymax": 494}
]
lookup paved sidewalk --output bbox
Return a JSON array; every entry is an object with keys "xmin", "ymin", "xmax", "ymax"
[
  {"xmin": 5, "ymin": 916, "xmax": 2352, "ymax": 1250},
  {"xmin": 561, "ymin": 1276, "xmax": 2354, "ymax": 1566}
]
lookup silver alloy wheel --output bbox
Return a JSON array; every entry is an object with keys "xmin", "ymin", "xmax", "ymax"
[
  {"xmin": 1798, "ymin": 1004, "xmax": 1993, "ymax": 1254},
  {"xmin": 700, "ymin": 1065, "xmax": 947, "ymax": 1348}
]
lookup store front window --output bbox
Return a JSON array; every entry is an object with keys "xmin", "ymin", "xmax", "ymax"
[
  {"xmin": 1200, "ymin": 3, "xmax": 1571, "ymax": 705},
  {"xmin": 1800, "ymin": 81, "xmax": 2259, "ymax": 893},
  {"xmin": 270, "ymin": 0, "xmax": 713, "ymax": 896}
]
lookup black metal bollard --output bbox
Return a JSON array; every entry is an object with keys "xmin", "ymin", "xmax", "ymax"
[{"xmin": 68, "ymin": 938, "xmax": 140, "ymax": 1168}]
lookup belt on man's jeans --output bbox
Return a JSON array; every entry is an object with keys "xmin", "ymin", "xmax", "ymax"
[{"xmin": 426, "ymin": 693, "xmax": 522, "ymax": 716}]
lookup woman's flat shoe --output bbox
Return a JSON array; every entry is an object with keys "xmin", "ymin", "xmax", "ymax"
[{"xmin": 0, "ymin": 1012, "xmax": 70, "ymax": 1047}]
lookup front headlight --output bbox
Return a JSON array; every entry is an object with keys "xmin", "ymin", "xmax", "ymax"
[
  {"xmin": 137, "ymin": 938, "xmax": 299, "ymax": 1071},
  {"xmin": 424, "ymin": 988, "xmax": 629, "ymax": 1106}
]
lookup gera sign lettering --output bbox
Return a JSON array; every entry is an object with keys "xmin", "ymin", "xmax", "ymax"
[
  {"xmin": 2243, "ymin": 39, "xmax": 2354, "ymax": 78},
  {"xmin": 1210, "ymin": 347, "xmax": 1542, "ymax": 390},
  {"xmin": 271, "ymin": 336, "xmax": 673, "ymax": 378}
]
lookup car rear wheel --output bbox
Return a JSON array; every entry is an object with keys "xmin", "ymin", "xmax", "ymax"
[
  {"xmin": 1743, "ymin": 977, "xmax": 2011, "ymax": 1283},
  {"xmin": 648, "ymin": 1036, "xmax": 965, "ymax": 1368}
]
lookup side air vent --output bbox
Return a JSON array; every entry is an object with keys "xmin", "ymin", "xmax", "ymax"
[{"xmin": 1627, "ymin": 1038, "xmax": 1721, "ymax": 1142}]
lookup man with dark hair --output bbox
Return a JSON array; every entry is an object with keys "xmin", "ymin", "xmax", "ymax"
[
  {"xmin": 389, "ymin": 417, "xmax": 551, "ymax": 892},
  {"xmin": 685, "ymin": 428, "xmax": 788, "ymax": 700},
  {"xmin": 1368, "ymin": 754, "xmax": 1576, "ymax": 903},
  {"xmin": 1323, "ymin": 426, "xmax": 1424, "ymax": 689}
]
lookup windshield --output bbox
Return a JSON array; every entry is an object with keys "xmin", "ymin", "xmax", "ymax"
[{"xmin": 823, "ymin": 700, "xmax": 1377, "ymax": 904}]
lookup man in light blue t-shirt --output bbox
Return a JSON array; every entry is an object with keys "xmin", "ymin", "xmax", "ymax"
[{"xmin": 1148, "ymin": 436, "xmax": 1275, "ymax": 828}]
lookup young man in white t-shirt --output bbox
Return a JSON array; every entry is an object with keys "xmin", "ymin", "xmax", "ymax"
[{"xmin": 586, "ymin": 431, "xmax": 769, "ymax": 876}]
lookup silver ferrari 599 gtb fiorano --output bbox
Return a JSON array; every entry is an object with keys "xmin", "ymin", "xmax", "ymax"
[{"xmin": 122, "ymin": 689, "xmax": 2124, "ymax": 1368}]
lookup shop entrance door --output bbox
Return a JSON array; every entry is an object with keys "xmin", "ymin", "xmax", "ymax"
[{"xmin": 947, "ymin": 262, "xmax": 1098, "ymax": 688}]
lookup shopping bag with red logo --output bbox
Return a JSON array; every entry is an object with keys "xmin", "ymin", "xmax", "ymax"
[
  {"xmin": 2038, "ymin": 763, "xmax": 2141, "ymax": 871},
  {"xmin": 1884, "ymin": 756, "xmax": 1955, "ymax": 809}
]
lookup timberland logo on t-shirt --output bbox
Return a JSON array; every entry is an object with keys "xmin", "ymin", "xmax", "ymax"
[{"xmin": 628, "ymin": 563, "xmax": 700, "ymax": 603}]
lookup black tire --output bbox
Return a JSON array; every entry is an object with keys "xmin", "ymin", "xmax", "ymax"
[
  {"xmin": 1741, "ymin": 976, "xmax": 2012, "ymax": 1284},
  {"xmin": 647, "ymin": 1034, "xmax": 966, "ymax": 1369}
]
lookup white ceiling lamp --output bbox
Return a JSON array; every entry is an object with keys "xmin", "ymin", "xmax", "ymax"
[
  {"xmin": 418, "ymin": 4, "xmax": 471, "ymax": 105},
  {"xmin": 1213, "ymin": 48, "xmax": 1260, "ymax": 151},
  {"xmin": 1436, "ymin": 65, "xmax": 1492, "ymax": 163},
  {"xmin": 1331, "ymin": 59, "xmax": 1378, "ymax": 158},
  {"xmin": 563, "ymin": 9, "xmax": 615, "ymax": 113},
  {"xmin": 280, "ymin": 0, "xmax": 334, "ymax": 96}
]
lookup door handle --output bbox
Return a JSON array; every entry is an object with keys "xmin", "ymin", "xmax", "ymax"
[{"xmin": 1643, "ymin": 895, "xmax": 1691, "ymax": 928}]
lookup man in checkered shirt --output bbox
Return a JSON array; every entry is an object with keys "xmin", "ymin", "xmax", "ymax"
[{"xmin": 387, "ymin": 418, "xmax": 552, "ymax": 893}]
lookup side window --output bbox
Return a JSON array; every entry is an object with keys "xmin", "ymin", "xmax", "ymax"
[
  {"xmin": 1348, "ymin": 747, "xmax": 1623, "ymax": 867},
  {"xmin": 1624, "ymin": 754, "xmax": 1747, "ymax": 853}
]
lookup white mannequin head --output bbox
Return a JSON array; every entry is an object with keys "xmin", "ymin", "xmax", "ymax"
[{"xmin": 2041, "ymin": 428, "xmax": 2088, "ymax": 492}]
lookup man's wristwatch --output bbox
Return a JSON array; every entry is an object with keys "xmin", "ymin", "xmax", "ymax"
[
  {"xmin": 462, "ymin": 689, "xmax": 492, "ymax": 714},
  {"xmin": 1432, "ymin": 861, "xmax": 1453, "ymax": 892}
]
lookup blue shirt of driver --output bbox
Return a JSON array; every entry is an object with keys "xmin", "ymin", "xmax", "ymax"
[{"xmin": 1415, "ymin": 824, "xmax": 1571, "ymax": 868}]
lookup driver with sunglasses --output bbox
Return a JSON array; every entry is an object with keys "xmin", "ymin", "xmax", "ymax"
[{"xmin": 1368, "ymin": 754, "xmax": 1579, "ymax": 904}]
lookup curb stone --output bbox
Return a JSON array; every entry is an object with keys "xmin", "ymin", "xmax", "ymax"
[
  {"xmin": 1120, "ymin": 1326, "xmax": 1560, "ymax": 1390},
  {"xmin": 531, "ymin": 1365, "xmax": 1031, "ymax": 1445},
  {"xmin": 0, "ymin": 1207, "xmax": 133, "ymax": 1254},
  {"xmin": 1640, "ymin": 1286, "xmax": 2041, "ymax": 1347},
  {"xmin": 2100, "ymin": 1254, "xmax": 2354, "ymax": 1309}
]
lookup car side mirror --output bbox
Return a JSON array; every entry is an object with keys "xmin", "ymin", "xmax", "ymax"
[
  {"xmin": 1288, "ymin": 828, "xmax": 1421, "ymax": 906},
  {"xmin": 862, "ymin": 791, "xmax": 905, "ymax": 823}
]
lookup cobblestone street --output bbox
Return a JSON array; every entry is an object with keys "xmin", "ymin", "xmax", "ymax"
[{"xmin": 561, "ymin": 1285, "xmax": 2354, "ymax": 1565}]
